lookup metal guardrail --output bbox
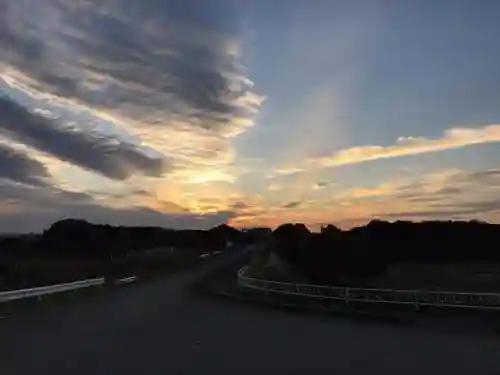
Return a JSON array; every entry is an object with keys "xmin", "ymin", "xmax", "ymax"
[
  {"xmin": 116, "ymin": 276, "xmax": 138, "ymax": 285},
  {"xmin": 237, "ymin": 267, "xmax": 500, "ymax": 310},
  {"xmin": 0, "ymin": 277, "xmax": 105, "ymax": 303},
  {"xmin": 0, "ymin": 275, "xmax": 139, "ymax": 303}
]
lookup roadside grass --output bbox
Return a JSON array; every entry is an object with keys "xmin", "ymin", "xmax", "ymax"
[
  {"xmin": 0, "ymin": 251, "xmax": 225, "ymax": 319},
  {"xmin": 0, "ymin": 283, "xmax": 108, "ymax": 319}
]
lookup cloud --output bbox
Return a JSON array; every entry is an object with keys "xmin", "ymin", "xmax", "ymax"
[
  {"xmin": 273, "ymin": 167, "xmax": 306, "ymax": 176},
  {"xmin": 312, "ymin": 181, "xmax": 330, "ymax": 190},
  {"xmin": 317, "ymin": 124, "xmax": 500, "ymax": 168},
  {"xmin": 330, "ymin": 168, "xmax": 500, "ymax": 224},
  {"xmin": 231, "ymin": 201, "xmax": 251, "ymax": 210},
  {"xmin": 0, "ymin": 97, "xmax": 168, "ymax": 180},
  {"xmin": 1, "ymin": 0, "xmax": 262, "ymax": 136},
  {"xmin": 275, "ymin": 124, "xmax": 500, "ymax": 175},
  {"xmin": 267, "ymin": 182, "xmax": 282, "ymax": 192},
  {"xmin": 0, "ymin": 181, "xmax": 234, "ymax": 233},
  {"xmin": 0, "ymin": 143, "xmax": 49, "ymax": 186},
  {"xmin": 233, "ymin": 168, "xmax": 500, "ymax": 229},
  {"xmin": 0, "ymin": 0, "xmax": 265, "ymax": 231},
  {"xmin": 282, "ymin": 201, "xmax": 302, "ymax": 209},
  {"xmin": 0, "ymin": 0, "xmax": 264, "ymax": 219}
]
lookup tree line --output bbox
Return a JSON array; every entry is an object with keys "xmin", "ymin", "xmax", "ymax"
[
  {"xmin": 272, "ymin": 220, "xmax": 500, "ymax": 285},
  {"xmin": 0, "ymin": 219, "xmax": 271, "ymax": 289},
  {"xmin": 0, "ymin": 219, "xmax": 271, "ymax": 260}
]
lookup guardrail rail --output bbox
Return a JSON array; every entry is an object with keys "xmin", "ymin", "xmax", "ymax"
[
  {"xmin": 115, "ymin": 276, "xmax": 138, "ymax": 285},
  {"xmin": 237, "ymin": 267, "xmax": 500, "ymax": 311},
  {"xmin": 0, "ymin": 275, "xmax": 138, "ymax": 303},
  {"xmin": 0, "ymin": 277, "xmax": 105, "ymax": 303}
]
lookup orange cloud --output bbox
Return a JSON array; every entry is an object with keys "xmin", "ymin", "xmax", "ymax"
[
  {"xmin": 232, "ymin": 168, "xmax": 500, "ymax": 229},
  {"xmin": 276, "ymin": 124, "xmax": 500, "ymax": 175},
  {"xmin": 317, "ymin": 125, "xmax": 500, "ymax": 168}
]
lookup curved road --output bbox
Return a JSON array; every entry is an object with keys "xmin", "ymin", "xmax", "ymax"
[{"xmin": 2, "ymin": 248, "xmax": 500, "ymax": 374}]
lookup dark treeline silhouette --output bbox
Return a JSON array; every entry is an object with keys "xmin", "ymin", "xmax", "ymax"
[
  {"xmin": 0, "ymin": 219, "xmax": 270, "ymax": 289},
  {"xmin": 272, "ymin": 220, "xmax": 500, "ymax": 288},
  {"xmin": 0, "ymin": 219, "xmax": 268, "ymax": 258}
]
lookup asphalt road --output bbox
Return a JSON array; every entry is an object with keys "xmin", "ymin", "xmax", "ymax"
[{"xmin": 2, "ymin": 247, "xmax": 500, "ymax": 374}]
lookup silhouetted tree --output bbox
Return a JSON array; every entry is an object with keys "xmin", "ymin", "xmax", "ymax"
[{"xmin": 270, "ymin": 220, "xmax": 500, "ymax": 285}]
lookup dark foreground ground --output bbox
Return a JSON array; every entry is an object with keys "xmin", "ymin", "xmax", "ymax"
[{"xmin": 2, "ymin": 246, "xmax": 500, "ymax": 374}]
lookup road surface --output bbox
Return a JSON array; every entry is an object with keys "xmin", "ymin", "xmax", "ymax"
[{"xmin": 2, "ymin": 247, "xmax": 500, "ymax": 374}]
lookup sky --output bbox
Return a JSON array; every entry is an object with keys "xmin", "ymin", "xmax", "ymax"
[{"xmin": 2, "ymin": 0, "xmax": 500, "ymax": 232}]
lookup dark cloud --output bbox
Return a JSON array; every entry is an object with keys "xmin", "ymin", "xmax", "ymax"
[
  {"xmin": 231, "ymin": 201, "xmax": 251, "ymax": 210},
  {"xmin": 1, "ymin": 0, "xmax": 258, "ymax": 133},
  {"xmin": 375, "ymin": 169, "xmax": 500, "ymax": 220},
  {"xmin": 313, "ymin": 181, "xmax": 331, "ymax": 190},
  {"xmin": 0, "ymin": 97, "xmax": 168, "ymax": 180},
  {"xmin": 451, "ymin": 169, "xmax": 500, "ymax": 183},
  {"xmin": 0, "ymin": 143, "xmax": 48, "ymax": 186},
  {"xmin": 282, "ymin": 201, "xmax": 302, "ymax": 209},
  {"xmin": 381, "ymin": 199, "xmax": 500, "ymax": 221},
  {"xmin": 422, "ymin": 200, "xmax": 500, "ymax": 217},
  {"xmin": 0, "ymin": 182, "xmax": 92, "ymax": 207},
  {"xmin": 432, "ymin": 187, "xmax": 463, "ymax": 196},
  {"xmin": 0, "ymin": 182, "xmax": 235, "ymax": 233},
  {"xmin": 395, "ymin": 170, "xmax": 500, "ymax": 204}
]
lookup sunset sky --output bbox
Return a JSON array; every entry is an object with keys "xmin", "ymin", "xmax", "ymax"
[{"xmin": 2, "ymin": 0, "xmax": 500, "ymax": 232}]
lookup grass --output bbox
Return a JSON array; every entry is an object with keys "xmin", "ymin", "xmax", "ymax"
[
  {"xmin": 0, "ymin": 251, "xmax": 224, "ymax": 319},
  {"xmin": 0, "ymin": 283, "xmax": 109, "ymax": 319}
]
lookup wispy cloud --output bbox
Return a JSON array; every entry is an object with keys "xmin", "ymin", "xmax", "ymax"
[
  {"xmin": 0, "ymin": 0, "xmax": 264, "ymax": 228},
  {"xmin": 232, "ymin": 168, "xmax": 500, "ymax": 229},
  {"xmin": 0, "ymin": 142, "xmax": 49, "ymax": 186},
  {"xmin": 1, "ymin": 0, "xmax": 262, "ymax": 145},
  {"xmin": 0, "ymin": 97, "xmax": 167, "ymax": 180},
  {"xmin": 0, "ymin": 0, "xmax": 263, "ymax": 168},
  {"xmin": 317, "ymin": 125, "xmax": 500, "ymax": 168},
  {"xmin": 276, "ymin": 124, "xmax": 500, "ymax": 175},
  {"xmin": 282, "ymin": 201, "xmax": 302, "ymax": 209},
  {"xmin": 312, "ymin": 181, "xmax": 330, "ymax": 190},
  {"xmin": 0, "ymin": 179, "xmax": 234, "ymax": 233},
  {"xmin": 267, "ymin": 182, "xmax": 282, "ymax": 192},
  {"xmin": 327, "ymin": 168, "xmax": 500, "ymax": 225},
  {"xmin": 3, "ymin": 2, "xmax": 252, "ymax": 117}
]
